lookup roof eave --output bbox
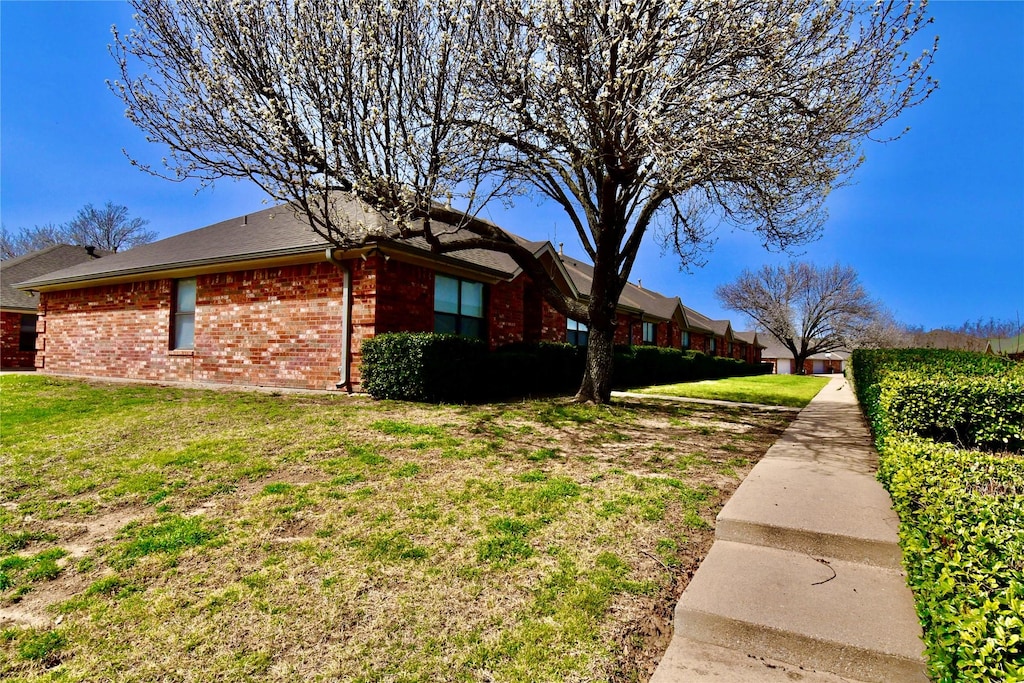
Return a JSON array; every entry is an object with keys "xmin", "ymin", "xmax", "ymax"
[{"xmin": 16, "ymin": 245, "xmax": 334, "ymax": 292}]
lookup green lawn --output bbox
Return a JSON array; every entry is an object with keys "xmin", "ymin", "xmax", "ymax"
[
  {"xmin": 635, "ymin": 374, "xmax": 832, "ymax": 408},
  {"xmin": 0, "ymin": 374, "xmax": 794, "ymax": 682}
]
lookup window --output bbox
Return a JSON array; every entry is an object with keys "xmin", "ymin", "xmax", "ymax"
[
  {"xmin": 642, "ymin": 321, "xmax": 655, "ymax": 345},
  {"xmin": 682, "ymin": 331, "xmax": 690, "ymax": 349},
  {"xmin": 709, "ymin": 337, "xmax": 717, "ymax": 354},
  {"xmin": 19, "ymin": 314, "xmax": 37, "ymax": 352},
  {"xmin": 434, "ymin": 274, "xmax": 485, "ymax": 339},
  {"xmin": 172, "ymin": 278, "xmax": 196, "ymax": 350},
  {"xmin": 567, "ymin": 318, "xmax": 589, "ymax": 347}
]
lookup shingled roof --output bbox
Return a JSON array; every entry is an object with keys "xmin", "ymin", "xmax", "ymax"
[
  {"xmin": 2, "ymin": 244, "xmax": 107, "ymax": 311},
  {"xmin": 558, "ymin": 254, "xmax": 688, "ymax": 322},
  {"xmin": 13, "ymin": 199, "xmax": 735, "ymax": 336},
  {"xmin": 759, "ymin": 336, "xmax": 850, "ymax": 361},
  {"xmin": 15, "ymin": 200, "xmax": 550, "ymax": 291},
  {"xmin": 733, "ymin": 330, "xmax": 766, "ymax": 348}
]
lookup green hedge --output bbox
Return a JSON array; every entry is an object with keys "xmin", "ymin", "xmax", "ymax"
[
  {"xmin": 360, "ymin": 333, "xmax": 488, "ymax": 402},
  {"xmin": 612, "ymin": 346, "xmax": 771, "ymax": 388},
  {"xmin": 876, "ymin": 436, "xmax": 1024, "ymax": 682},
  {"xmin": 360, "ymin": 334, "xmax": 584, "ymax": 402},
  {"xmin": 853, "ymin": 349, "xmax": 1024, "ymax": 453},
  {"xmin": 852, "ymin": 349, "xmax": 1024, "ymax": 681},
  {"xmin": 361, "ymin": 333, "xmax": 770, "ymax": 402}
]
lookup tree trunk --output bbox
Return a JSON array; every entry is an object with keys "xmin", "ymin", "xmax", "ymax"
[
  {"xmin": 575, "ymin": 240, "xmax": 622, "ymax": 404},
  {"xmin": 576, "ymin": 323, "xmax": 615, "ymax": 403}
]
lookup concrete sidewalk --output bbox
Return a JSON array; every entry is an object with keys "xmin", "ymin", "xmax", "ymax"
[{"xmin": 650, "ymin": 375, "xmax": 927, "ymax": 683}]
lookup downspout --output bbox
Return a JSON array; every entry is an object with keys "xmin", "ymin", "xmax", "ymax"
[{"xmin": 325, "ymin": 249, "xmax": 352, "ymax": 392}]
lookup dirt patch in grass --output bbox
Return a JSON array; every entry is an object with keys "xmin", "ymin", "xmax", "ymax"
[{"xmin": 1, "ymin": 375, "xmax": 793, "ymax": 682}]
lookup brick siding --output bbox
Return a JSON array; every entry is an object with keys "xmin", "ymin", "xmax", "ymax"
[
  {"xmin": 34, "ymin": 251, "xmax": 721, "ymax": 391},
  {"xmin": 39, "ymin": 262, "xmax": 360, "ymax": 390},
  {"xmin": 39, "ymin": 280, "xmax": 194, "ymax": 382},
  {"xmin": 191, "ymin": 262, "xmax": 347, "ymax": 389}
]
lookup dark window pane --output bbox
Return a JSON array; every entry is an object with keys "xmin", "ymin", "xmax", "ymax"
[
  {"xmin": 460, "ymin": 317, "xmax": 483, "ymax": 340},
  {"xmin": 434, "ymin": 312, "xmax": 458, "ymax": 334},
  {"xmin": 19, "ymin": 314, "xmax": 37, "ymax": 352}
]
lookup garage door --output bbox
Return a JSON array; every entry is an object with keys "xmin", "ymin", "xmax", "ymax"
[
  {"xmin": 776, "ymin": 359, "xmax": 791, "ymax": 374},
  {"xmin": 812, "ymin": 360, "xmax": 825, "ymax": 374}
]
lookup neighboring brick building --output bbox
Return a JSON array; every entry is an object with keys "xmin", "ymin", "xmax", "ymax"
[
  {"xmin": 16, "ymin": 201, "xmax": 760, "ymax": 391},
  {"xmin": 1, "ymin": 244, "xmax": 107, "ymax": 369},
  {"xmin": 760, "ymin": 336, "xmax": 849, "ymax": 375}
]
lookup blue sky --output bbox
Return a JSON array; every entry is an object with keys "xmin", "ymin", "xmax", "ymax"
[{"xmin": 2, "ymin": 0, "xmax": 1022, "ymax": 330}]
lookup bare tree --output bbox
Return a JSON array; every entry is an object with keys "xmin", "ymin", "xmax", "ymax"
[
  {"xmin": 1, "ymin": 223, "xmax": 66, "ymax": 259},
  {"xmin": 716, "ymin": 262, "xmax": 880, "ymax": 374},
  {"xmin": 112, "ymin": 0, "xmax": 936, "ymax": 402},
  {"xmin": 0, "ymin": 203, "xmax": 155, "ymax": 259},
  {"xmin": 65, "ymin": 202, "xmax": 157, "ymax": 253},
  {"xmin": 945, "ymin": 316, "xmax": 1024, "ymax": 340},
  {"xmin": 848, "ymin": 307, "xmax": 911, "ymax": 349}
]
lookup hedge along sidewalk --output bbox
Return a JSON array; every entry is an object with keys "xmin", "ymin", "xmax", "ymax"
[
  {"xmin": 876, "ymin": 436, "xmax": 1024, "ymax": 683},
  {"xmin": 852, "ymin": 348, "xmax": 1024, "ymax": 682},
  {"xmin": 651, "ymin": 375, "xmax": 928, "ymax": 683}
]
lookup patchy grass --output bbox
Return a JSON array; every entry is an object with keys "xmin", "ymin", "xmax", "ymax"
[
  {"xmin": 636, "ymin": 374, "xmax": 831, "ymax": 408},
  {"xmin": 0, "ymin": 374, "xmax": 793, "ymax": 682}
]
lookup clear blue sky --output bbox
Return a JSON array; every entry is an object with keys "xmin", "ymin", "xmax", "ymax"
[{"xmin": 2, "ymin": 0, "xmax": 1022, "ymax": 330}]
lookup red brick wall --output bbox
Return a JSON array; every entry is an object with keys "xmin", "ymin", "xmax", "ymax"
[
  {"xmin": 489, "ymin": 277, "xmax": 525, "ymax": 348},
  {"xmin": 375, "ymin": 257, "xmax": 433, "ymax": 335},
  {"xmin": 39, "ymin": 280, "xmax": 195, "ymax": 382},
  {"xmin": 40, "ymin": 254, "xmax": 716, "ymax": 390},
  {"xmin": 657, "ymin": 321, "xmax": 671, "ymax": 348},
  {"xmin": 39, "ymin": 262, "xmax": 364, "ymax": 390},
  {"xmin": 541, "ymin": 301, "xmax": 567, "ymax": 343},
  {"xmin": 191, "ymin": 262, "xmax": 347, "ymax": 389},
  {"xmin": 348, "ymin": 256, "xmax": 379, "ymax": 388},
  {"xmin": 614, "ymin": 314, "xmax": 633, "ymax": 346},
  {"xmin": 687, "ymin": 332, "xmax": 707, "ymax": 353},
  {"xmin": 1, "ymin": 311, "xmax": 35, "ymax": 368}
]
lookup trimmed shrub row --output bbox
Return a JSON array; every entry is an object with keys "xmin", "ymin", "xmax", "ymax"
[
  {"xmin": 852, "ymin": 349, "xmax": 1024, "ymax": 681},
  {"xmin": 876, "ymin": 436, "xmax": 1024, "ymax": 682},
  {"xmin": 612, "ymin": 345, "xmax": 771, "ymax": 388},
  {"xmin": 360, "ymin": 333, "xmax": 490, "ymax": 402},
  {"xmin": 360, "ymin": 333, "xmax": 770, "ymax": 402},
  {"xmin": 853, "ymin": 348, "xmax": 1024, "ymax": 452}
]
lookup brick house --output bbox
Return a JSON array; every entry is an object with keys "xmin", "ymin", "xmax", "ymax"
[
  {"xmin": 760, "ymin": 336, "xmax": 849, "ymax": 375},
  {"xmin": 1, "ymin": 244, "xmax": 106, "ymax": 369},
  {"xmin": 15, "ymin": 202, "xmax": 759, "ymax": 391},
  {"xmin": 732, "ymin": 330, "xmax": 768, "ymax": 365}
]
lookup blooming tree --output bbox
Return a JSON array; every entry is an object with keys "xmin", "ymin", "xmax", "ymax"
[
  {"xmin": 716, "ymin": 262, "xmax": 881, "ymax": 373},
  {"xmin": 112, "ymin": 0, "xmax": 935, "ymax": 402}
]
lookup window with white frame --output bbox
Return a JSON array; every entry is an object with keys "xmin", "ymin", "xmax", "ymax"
[
  {"xmin": 567, "ymin": 318, "xmax": 589, "ymax": 346},
  {"xmin": 434, "ymin": 274, "xmax": 485, "ymax": 339},
  {"xmin": 709, "ymin": 337, "xmax": 717, "ymax": 353},
  {"xmin": 172, "ymin": 278, "xmax": 196, "ymax": 350}
]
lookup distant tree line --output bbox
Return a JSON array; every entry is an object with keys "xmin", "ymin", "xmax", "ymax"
[
  {"xmin": 939, "ymin": 317, "xmax": 1023, "ymax": 340},
  {"xmin": 1, "ymin": 202, "xmax": 156, "ymax": 259}
]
